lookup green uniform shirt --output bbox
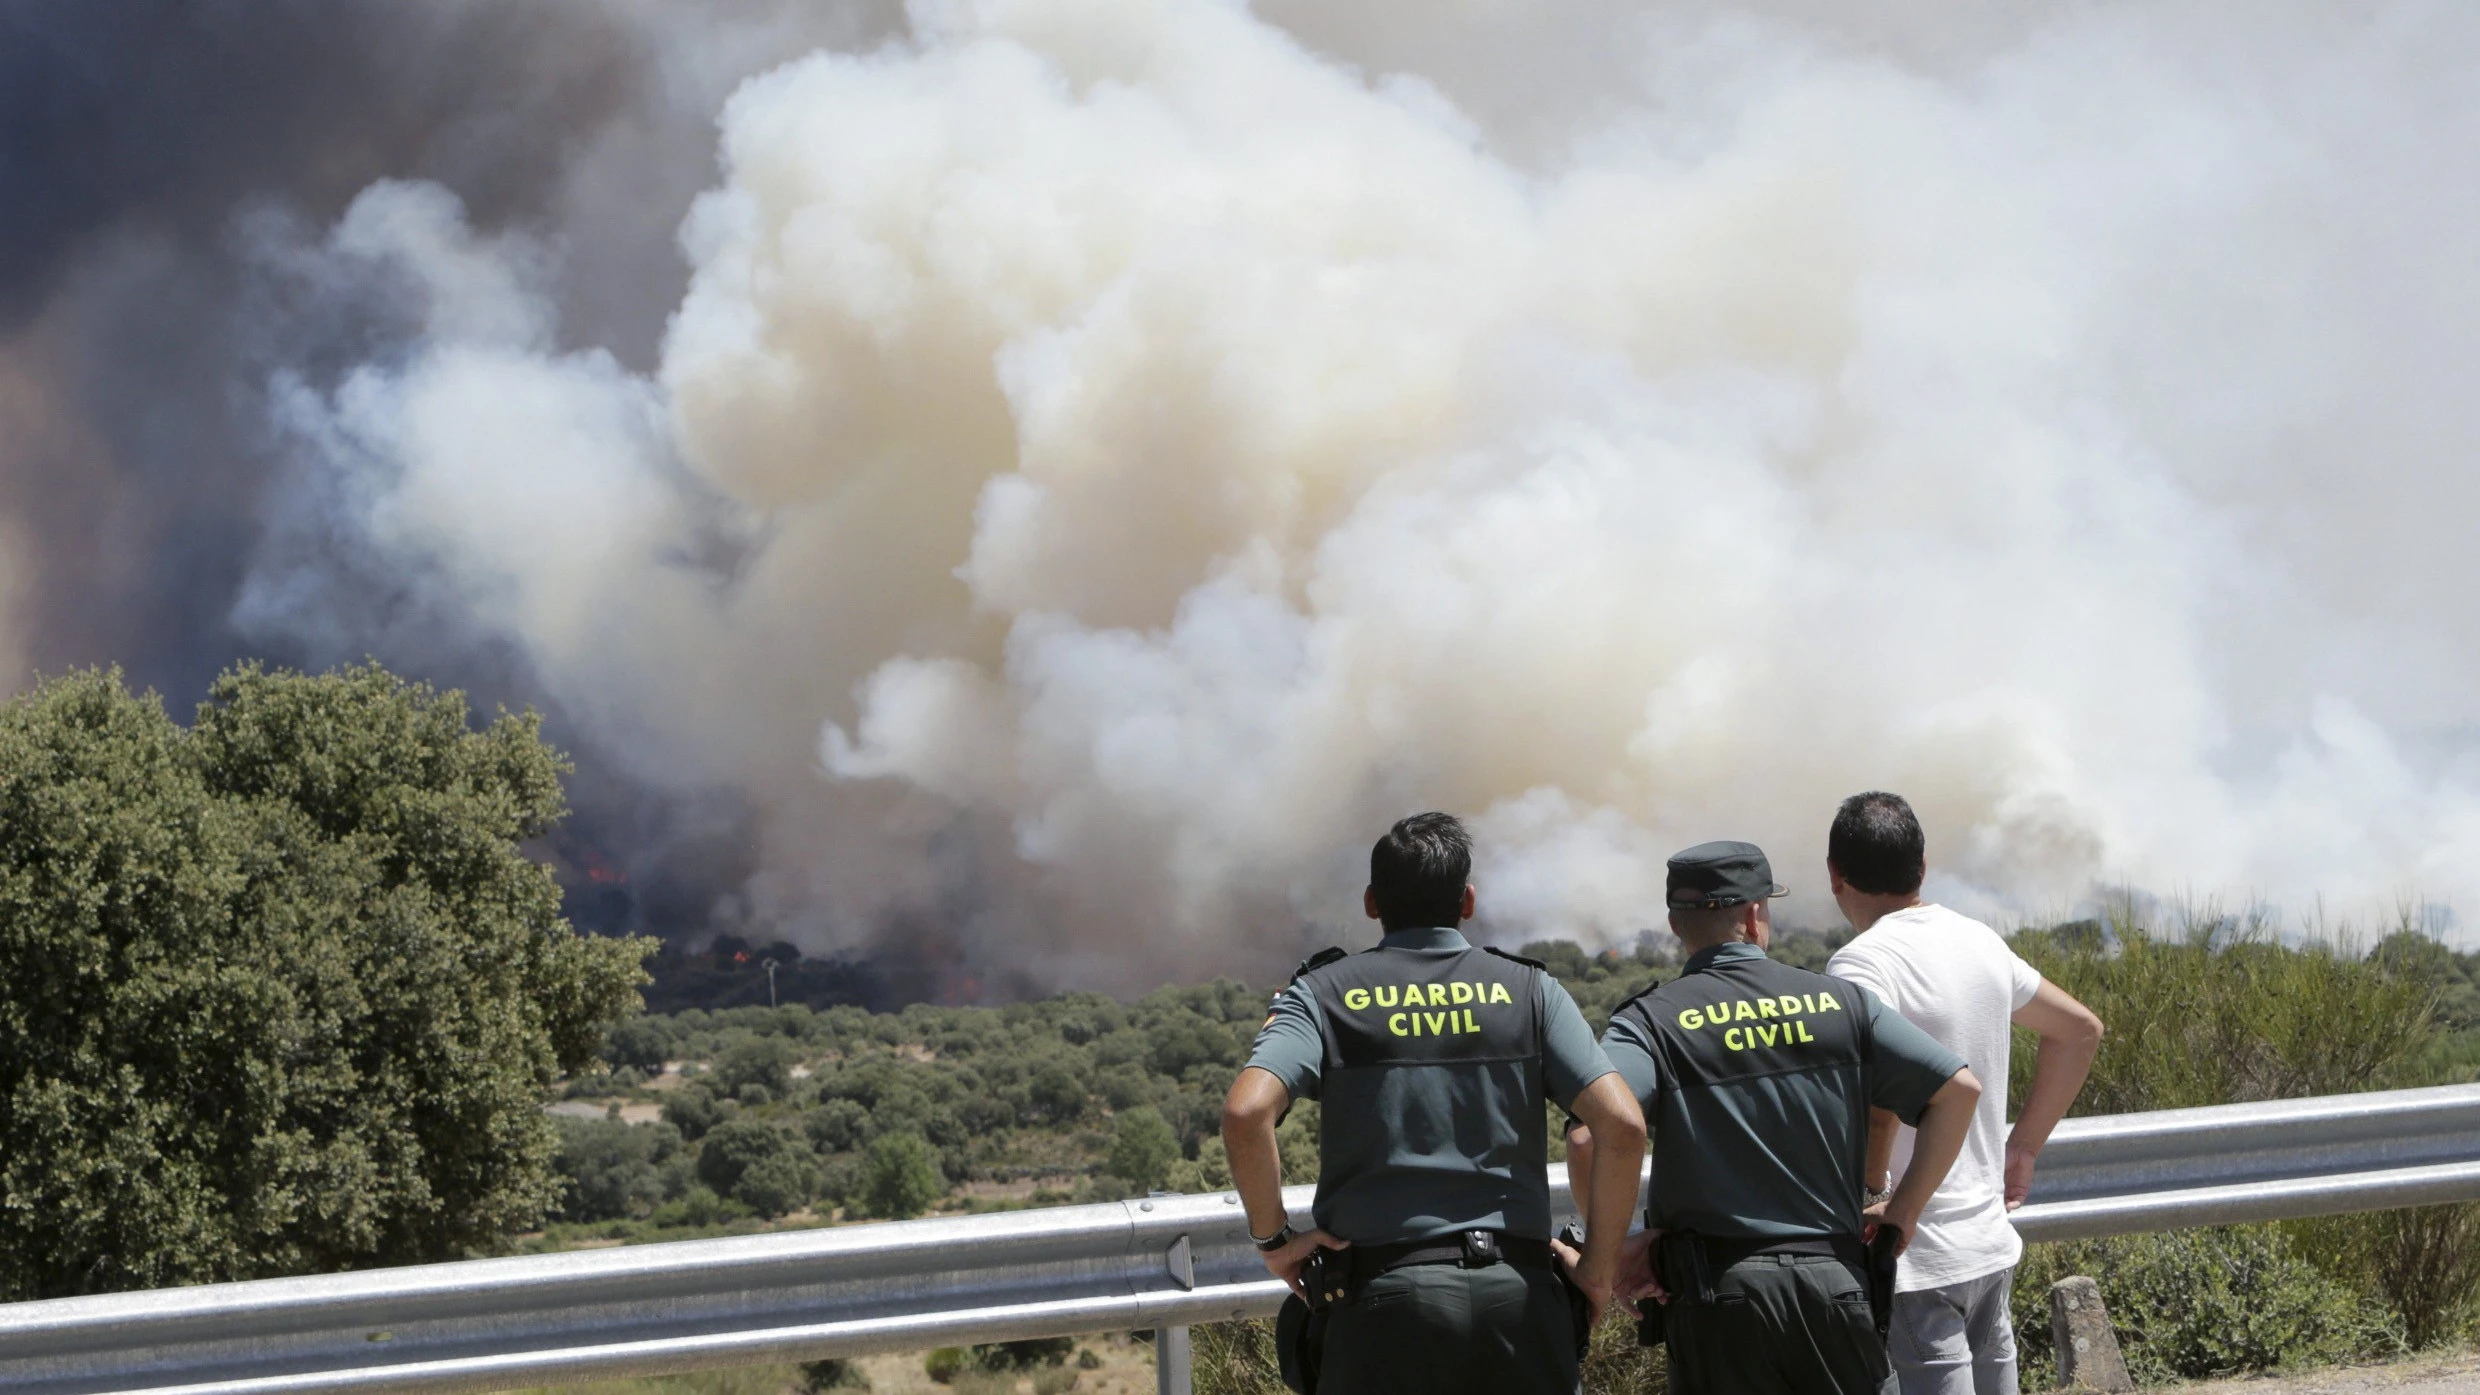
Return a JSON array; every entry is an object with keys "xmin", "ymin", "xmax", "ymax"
[
  {"xmin": 1246, "ymin": 926, "xmax": 1615, "ymax": 1245},
  {"xmin": 1603, "ymin": 941, "xmax": 1965, "ymax": 1241}
]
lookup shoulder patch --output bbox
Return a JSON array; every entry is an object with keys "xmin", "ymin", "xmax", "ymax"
[
  {"xmin": 1482, "ymin": 946, "xmax": 1546, "ymax": 971},
  {"xmin": 1288, "ymin": 946, "xmax": 1349, "ymax": 983}
]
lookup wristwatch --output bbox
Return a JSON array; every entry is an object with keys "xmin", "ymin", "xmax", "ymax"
[
  {"xmin": 1863, "ymin": 1183, "xmax": 1894, "ymax": 1207},
  {"xmin": 1252, "ymin": 1223, "xmax": 1296, "ymax": 1253}
]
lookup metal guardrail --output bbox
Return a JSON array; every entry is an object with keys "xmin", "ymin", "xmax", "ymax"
[{"xmin": 1, "ymin": 1084, "xmax": 2475, "ymax": 1395}]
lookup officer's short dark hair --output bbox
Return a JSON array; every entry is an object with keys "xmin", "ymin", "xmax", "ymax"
[
  {"xmin": 1369, "ymin": 812, "xmax": 1472, "ymax": 930},
  {"xmin": 1828, "ymin": 791, "xmax": 1925, "ymax": 896}
]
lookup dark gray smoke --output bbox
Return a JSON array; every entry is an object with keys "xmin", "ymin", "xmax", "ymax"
[{"xmin": 0, "ymin": 0, "xmax": 890, "ymax": 948}]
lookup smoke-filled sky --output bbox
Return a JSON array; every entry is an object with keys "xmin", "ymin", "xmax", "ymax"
[{"xmin": 8, "ymin": 0, "xmax": 2480, "ymax": 992}]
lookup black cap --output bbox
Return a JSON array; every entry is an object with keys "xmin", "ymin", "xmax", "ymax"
[{"xmin": 1666, "ymin": 841, "xmax": 1789, "ymax": 909}]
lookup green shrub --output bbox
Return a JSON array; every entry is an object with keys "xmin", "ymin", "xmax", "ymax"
[
  {"xmin": 602, "ymin": 1016, "xmax": 674, "ymax": 1074},
  {"xmin": 2291, "ymin": 1204, "xmax": 2480, "ymax": 1350},
  {"xmin": 552, "ymin": 1118, "xmax": 681, "ymax": 1221},
  {"xmin": 734, "ymin": 1150, "xmax": 818, "ymax": 1219},
  {"xmin": 2012, "ymin": 911, "xmax": 2436, "ymax": 1114},
  {"xmin": 1107, "ymin": 1108, "xmax": 1180, "ymax": 1193},
  {"xmin": 648, "ymin": 1185, "xmax": 746, "ymax": 1229},
  {"xmin": 662, "ymin": 1084, "xmax": 722, "ymax": 1141},
  {"xmin": 800, "ymin": 1357, "xmax": 870, "ymax": 1391},
  {"xmin": 924, "ymin": 1348, "xmax": 966, "ymax": 1384},
  {"xmin": 975, "ymin": 1337, "xmax": 1075, "ymax": 1369},
  {"xmin": 865, "ymin": 1132, "xmax": 945, "ymax": 1220},
  {"xmin": 817, "ymin": 1154, "xmax": 867, "ymax": 1210},
  {"xmin": 806, "ymin": 1099, "xmax": 870, "ymax": 1153},
  {"xmin": 695, "ymin": 1118, "xmax": 800, "ymax": 1197},
  {"xmin": 2012, "ymin": 1226, "xmax": 2403, "ymax": 1385},
  {"xmin": 0, "ymin": 665, "xmax": 652, "ymax": 1299},
  {"xmin": 715, "ymin": 1035, "xmax": 796, "ymax": 1099}
]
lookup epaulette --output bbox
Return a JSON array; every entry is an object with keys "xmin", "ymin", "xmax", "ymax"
[
  {"xmin": 1483, "ymin": 946, "xmax": 1547, "ymax": 970},
  {"xmin": 1608, "ymin": 981, "xmax": 1663, "ymax": 1018},
  {"xmin": 1606, "ymin": 964, "xmax": 1684, "ymax": 1017},
  {"xmin": 1288, "ymin": 946, "xmax": 1349, "ymax": 983}
]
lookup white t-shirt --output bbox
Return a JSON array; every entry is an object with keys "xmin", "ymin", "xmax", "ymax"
[{"xmin": 1827, "ymin": 904, "xmax": 2042, "ymax": 1292}]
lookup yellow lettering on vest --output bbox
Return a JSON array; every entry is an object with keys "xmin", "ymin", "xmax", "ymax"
[
  {"xmin": 1375, "ymin": 986, "xmax": 1399, "ymax": 1008},
  {"xmin": 1343, "ymin": 988, "xmax": 1370, "ymax": 1011},
  {"xmin": 1428, "ymin": 984, "xmax": 1450, "ymax": 1007},
  {"xmin": 1388, "ymin": 1013, "xmax": 1408, "ymax": 1036},
  {"xmin": 1425, "ymin": 1012, "xmax": 1448, "ymax": 1034},
  {"xmin": 1778, "ymin": 996, "xmax": 1804, "ymax": 1017},
  {"xmin": 1756, "ymin": 998, "xmax": 1779, "ymax": 1019},
  {"xmin": 1451, "ymin": 982, "xmax": 1474, "ymax": 1005},
  {"xmin": 1680, "ymin": 1007, "xmax": 1705, "ymax": 1031},
  {"xmin": 1795, "ymin": 1019, "xmax": 1816, "ymax": 1043},
  {"xmin": 1734, "ymin": 1000, "xmax": 1757, "ymax": 1023},
  {"xmin": 1816, "ymin": 993, "xmax": 1843, "ymax": 1013},
  {"xmin": 1463, "ymin": 1008, "xmax": 1479, "ymax": 1033},
  {"xmin": 1757, "ymin": 1024, "xmax": 1780, "ymax": 1047},
  {"xmin": 1725, "ymin": 1026, "xmax": 1745, "ymax": 1051},
  {"xmin": 1488, "ymin": 983, "xmax": 1513, "ymax": 1004}
]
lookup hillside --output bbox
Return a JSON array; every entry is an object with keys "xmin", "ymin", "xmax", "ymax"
[{"xmin": 539, "ymin": 925, "xmax": 2478, "ymax": 1251}]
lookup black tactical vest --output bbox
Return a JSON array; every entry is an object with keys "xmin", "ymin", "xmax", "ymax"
[
  {"xmin": 1292, "ymin": 938, "xmax": 1552, "ymax": 1244},
  {"xmin": 1611, "ymin": 946, "xmax": 1878, "ymax": 1240}
]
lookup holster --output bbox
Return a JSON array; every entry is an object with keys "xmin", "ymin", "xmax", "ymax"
[
  {"xmin": 1865, "ymin": 1225, "xmax": 1900, "ymax": 1340},
  {"xmin": 1276, "ymin": 1293, "xmax": 1327, "ymax": 1395},
  {"xmin": 1553, "ymin": 1222, "xmax": 1593, "ymax": 1361},
  {"xmin": 1640, "ymin": 1231, "xmax": 1713, "ymax": 1350}
]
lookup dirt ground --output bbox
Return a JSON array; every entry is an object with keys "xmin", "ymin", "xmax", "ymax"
[
  {"xmin": 851, "ymin": 1334, "xmax": 1158, "ymax": 1395},
  {"xmin": 2174, "ymin": 1351, "xmax": 2480, "ymax": 1395}
]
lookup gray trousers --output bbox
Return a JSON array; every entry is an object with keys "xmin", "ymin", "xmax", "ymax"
[{"xmin": 1888, "ymin": 1268, "xmax": 2018, "ymax": 1395}]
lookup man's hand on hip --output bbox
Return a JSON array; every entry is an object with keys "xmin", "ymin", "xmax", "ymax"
[
  {"xmin": 1263, "ymin": 1229, "xmax": 1350, "ymax": 1296},
  {"xmin": 1551, "ymin": 1232, "xmax": 1614, "ymax": 1327},
  {"xmin": 1862, "ymin": 1199, "xmax": 1917, "ymax": 1256},
  {"xmin": 1614, "ymin": 1227, "xmax": 1666, "ymax": 1316}
]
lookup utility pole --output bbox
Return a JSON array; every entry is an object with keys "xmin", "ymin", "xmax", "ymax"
[{"xmin": 765, "ymin": 959, "xmax": 778, "ymax": 1010}]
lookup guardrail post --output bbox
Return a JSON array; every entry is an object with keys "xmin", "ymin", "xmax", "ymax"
[{"xmin": 1155, "ymin": 1326, "xmax": 1192, "ymax": 1395}]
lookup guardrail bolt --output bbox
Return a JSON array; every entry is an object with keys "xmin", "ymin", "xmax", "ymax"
[{"xmin": 2049, "ymin": 1275, "xmax": 2133, "ymax": 1392}]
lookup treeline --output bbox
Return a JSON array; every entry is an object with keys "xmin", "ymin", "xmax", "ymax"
[
  {"xmin": 545, "ymin": 919, "xmax": 2480, "ymax": 1254},
  {"xmin": 542, "ymin": 935, "xmax": 1744, "ymax": 1238}
]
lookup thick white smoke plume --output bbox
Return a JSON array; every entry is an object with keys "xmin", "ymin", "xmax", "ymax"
[{"xmin": 249, "ymin": 0, "xmax": 2480, "ymax": 988}]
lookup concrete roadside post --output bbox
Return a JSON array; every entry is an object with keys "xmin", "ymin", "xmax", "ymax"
[{"xmin": 2050, "ymin": 1275, "xmax": 2134, "ymax": 1392}]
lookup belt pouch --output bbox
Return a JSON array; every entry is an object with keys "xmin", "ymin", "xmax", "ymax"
[{"xmin": 1277, "ymin": 1294, "xmax": 1327, "ymax": 1395}]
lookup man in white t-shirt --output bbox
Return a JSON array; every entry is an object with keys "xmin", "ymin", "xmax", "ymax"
[{"xmin": 1823, "ymin": 792, "xmax": 2104, "ymax": 1395}]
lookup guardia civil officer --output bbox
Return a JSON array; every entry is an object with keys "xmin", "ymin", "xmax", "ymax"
[
  {"xmin": 1222, "ymin": 813, "xmax": 1648, "ymax": 1395},
  {"xmin": 1565, "ymin": 842, "xmax": 1983, "ymax": 1395}
]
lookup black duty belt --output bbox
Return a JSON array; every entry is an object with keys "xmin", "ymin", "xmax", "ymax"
[
  {"xmin": 1694, "ymin": 1233, "xmax": 1865, "ymax": 1272},
  {"xmin": 1657, "ymin": 1231, "xmax": 1867, "ymax": 1308},
  {"xmin": 1349, "ymin": 1229, "xmax": 1553, "ymax": 1285}
]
